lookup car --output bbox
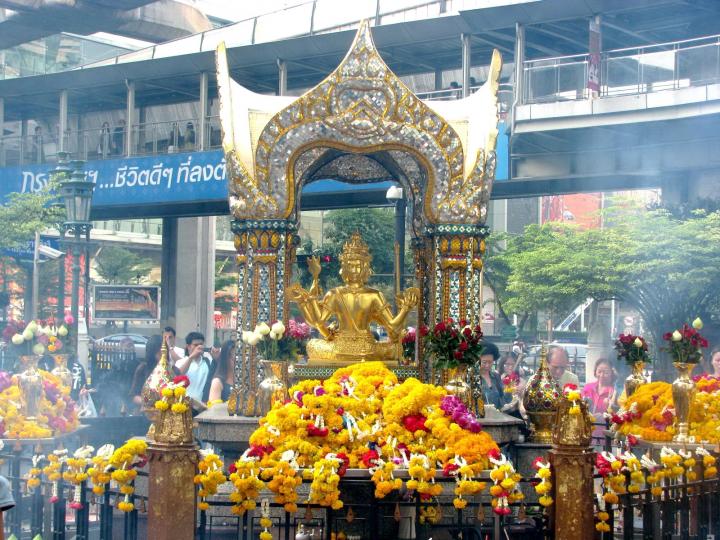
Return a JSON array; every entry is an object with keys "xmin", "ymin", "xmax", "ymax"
[
  {"xmin": 525, "ymin": 342, "xmax": 588, "ymax": 384},
  {"xmin": 92, "ymin": 333, "xmax": 148, "ymax": 360}
]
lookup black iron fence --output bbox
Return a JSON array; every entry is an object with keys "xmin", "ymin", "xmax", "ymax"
[
  {"xmin": 1, "ymin": 448, "xmax": 145, "ymax": 540},
  {"xmin": 594, "ymin": 460, "xmax": 720, "ymax": 540}
]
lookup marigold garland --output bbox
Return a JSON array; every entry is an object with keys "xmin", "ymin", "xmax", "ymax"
[
  {"xmin": 532, "ymin": 458, "xmax": 553, "ymax": 508},
  {"xmin": 88, "ymin": 444, "xmax": 114, "ymax": 496},
  {"xmin": 229, "ymin": 454, "xmax": 265, "ymax": 515},
  {"xmin": 308, "ymin": 454, "xmax": 345, "ymax": 510},
  {"xmin": 260, "ymin": 453, "xmax": 302, "ymax": 513},
  {"xmin": 43, "ymin": 449, "xmax": 66, "ymax": 503},
  {"xmin": 195, "ymin": 451, "xmax": 226, "ymax": 511},
  {"xmin": 563, "ymin": 384, "xmax": 582, "ymax": 415},
  {"xmin": 63, "ymin": 446, "xmax": 93, "ymax": 509},
  {"xmin": 109, "ymin": 439, "xmax": 148, "ymax": 512},
  {"xmin": 26, "ymin": 454, "xmax": 43, "ymax": 492}
]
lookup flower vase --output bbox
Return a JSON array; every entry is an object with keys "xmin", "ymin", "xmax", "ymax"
[
  {"xmin": 51, "ymin": 354, "xmax": 73, "ymax": 389},
  {"xmin": 18, "ymin": 355, "xmax": 43, "ymax": 421},
  {"xmin": 624, "ymin": 361, "xmax": 647, "ymax": 398},
  {"xmin": 441, "ymin": 366, "xmax": 477, "ymax": 414},
  {"xmin": 257, "ymin": 360, "xmax": 288, "ymax": 416},
  {"xmin": 672, "ymin": 362, "xmax": 696, "ymax": 443}
]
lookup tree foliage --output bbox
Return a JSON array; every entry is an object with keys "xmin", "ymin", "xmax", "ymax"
[
  {"xmin": 214, "ymin": 257, "xmax": 237, "ymax": 313},
  {"xmin": 94, "ymin": 246, "xmax": 153, "ymax": 284},
  {"xmin": 0, "ymin": 182, "xmax": 64, "ymax": 248},
  {"xmin": 324, "ymin": 208, "xmax": 395, "ymax": 276},
  {"xmin": 485, "ymin": 204, "xmax": 720, "ymax": 366}
]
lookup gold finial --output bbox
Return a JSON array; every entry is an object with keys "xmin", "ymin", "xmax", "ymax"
[
  {"xmin": 141, "ymin": 338, "xmax": 173, "ymax": 414},
  {"xmin": 340, "ymin": 232, "xmax": 371, "ymax": 264}
]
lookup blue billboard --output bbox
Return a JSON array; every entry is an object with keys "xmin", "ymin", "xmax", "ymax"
[{"xmin": 0, "ymin": 149, "xmax": 228, "ymax": 208}]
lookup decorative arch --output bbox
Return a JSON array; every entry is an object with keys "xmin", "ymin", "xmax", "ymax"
[{"xmin": 217, "ymin": 20, "xmax": 502, "ymax": 414}]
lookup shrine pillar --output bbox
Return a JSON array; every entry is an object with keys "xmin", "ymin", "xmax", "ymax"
[
  {"xmin": 422, "ymin": 224, "xmax": 489, "ymax": 324},
  {"xmin": 228, "ymin": 219, "xmax": 298, "ymax": 416},
  {"xmin": 549, "ymin": 397, "xmax": 596, "ymax": 539}
]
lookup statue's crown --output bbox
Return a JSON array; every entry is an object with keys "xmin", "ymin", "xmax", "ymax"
[{"xmin": 340, "ymin": 232, "xmax": 371, "ymax": 263}]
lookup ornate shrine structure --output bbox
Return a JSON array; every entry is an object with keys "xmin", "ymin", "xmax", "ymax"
[{"xmin": 217, "ymin": 21, "xmax": 502, "ymax": 415}]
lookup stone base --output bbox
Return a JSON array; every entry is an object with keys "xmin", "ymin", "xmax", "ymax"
[
  {"xmin": 194, "ymin": 404, "xmax": 260, "ymax": 461},
  {"xmin": 480, "ymin": 406, "xmax": 525, "ymax": 445}
]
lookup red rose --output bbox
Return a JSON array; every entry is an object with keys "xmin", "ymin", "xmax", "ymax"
[
  {"xmin": 443, "ymin": 462, "xmax": 460, "ymax": 476},
  {"xmin": 663, "ymin": 332, "xmax": 672, "ymax": 341},
  {"xmin": 419, "ymin": 325, "xmax": 429, "ymax": 336},
  {"xmin": 462, "ymin": 327, "xmax": 472, "ymax": 338},
  {"xmin": 173, "ymin": 375, "xmax": 190, "ymax": 388},
  {"xmin": 459, "ymin": 341, "xmax": 469, "ymax": 352},
  {"xmin": 454, "ymin": 350, "xmax": 464, "ymax": 361},
  {"xmin": 361, "ymin": 449, "xmax": 379, "ymax": 468}
]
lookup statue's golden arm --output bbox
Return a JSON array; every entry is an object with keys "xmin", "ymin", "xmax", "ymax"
[
  {"xmin": 372, "ymin": 287, "xmax": 420, "ymax": 341},
  {"xmin": 287, "ymin": 284, "xmax": 334, "ymax": 339}
]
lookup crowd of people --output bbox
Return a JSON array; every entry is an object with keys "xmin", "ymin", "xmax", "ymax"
[{"xmin": 126, "ymin": 327, "xmax": 234, "ymax": 412}]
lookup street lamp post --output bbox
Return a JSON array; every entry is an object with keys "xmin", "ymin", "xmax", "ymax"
[
  {"xmin": 386, "ymin": 186, "xmax": 406, "ymax": 311},
  {"xmin": 57, "ymin": 154, "xmax": 94, "ymax": 356}
]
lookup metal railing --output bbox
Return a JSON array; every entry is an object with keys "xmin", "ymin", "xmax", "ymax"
[
  {"xmin": 0, "ymin": 117, "xmax": 224, "ymax": 167},
  {"xmin": 524, "ymin": 33, "xmax": 720, "ymax": 104}
]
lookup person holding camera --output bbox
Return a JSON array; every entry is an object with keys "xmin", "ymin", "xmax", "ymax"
[{"xmin": 174, "ymin": 332, "xmax": 218, "ymax": 404}]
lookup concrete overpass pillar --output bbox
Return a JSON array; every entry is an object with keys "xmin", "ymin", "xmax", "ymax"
[
  {"xmin": 277, "ymin": 59, "xmax": 287, "ymax": 96},
  {"xmin": 163, "ymin": 216, "xmax": 216, "ymax": 344},
  {"xmin": 59, "ymin": 90, "xmax": 68, "ymax": 152},
  {"xmin": 199, "ymin": 71, "xmax": 208, "ymax": 151},
  {"xmin": 125, "ymin": 80, "xmax": 135, "ymax": 157},
  {"xmin": 461, "ymin": 33, "xmax": 471, "ymax": 98}
]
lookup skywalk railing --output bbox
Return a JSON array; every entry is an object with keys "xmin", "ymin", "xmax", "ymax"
[{"xmin": 523, "ymin": 33, "xmax": 720, "ymax": 104}]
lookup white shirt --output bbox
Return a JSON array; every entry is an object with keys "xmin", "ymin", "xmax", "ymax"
[{"xmin": 176, "ymin": 354, "xmax": 212, "ymax": 402}]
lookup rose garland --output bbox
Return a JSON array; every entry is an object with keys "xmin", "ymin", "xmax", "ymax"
[
  {"xmin": 532, "ymin": 458, "xmax": 553, "ymax": 507},
  {"xmin": 195, "ymin": 451, "xmax": 226, "ymax": 511},
  {"xmin": 63, "ymin": 445, "xmax": 94, "ymax": 510},
  {"xmin": 563, "ymin": 383, "xmax": 582, "ymax": 415},
  {"xmin": 488, "ymin": 450, "xmax": 523, "ymax": 515},
  {"xmin": 109, "ymin": 439, "xmax": 148, "ymax": 512},
  {"xmin": 596, "ymin": 452, "xmax": 625, "ymax": 506},
  {"xmin": 229, "ymin": 453, "xmax": 265, "ymax": 515}
]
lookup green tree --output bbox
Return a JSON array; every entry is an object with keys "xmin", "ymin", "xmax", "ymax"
[
  {"xmin": 214, "ymin": 257, "xmax": 237, "ymax": 313},
  {"xmin": 324, "ymin": 208, "xmax": 395, "ymax": 276},
  {"xmin": 484, "ymin": 204, "xmax": 720, "ymax": 375},
  {"xmin": 0, "ymin": 183, "xmax": 64, "ymax": 249},
  {"xmin": 94, "ymin": 246, "xmax": 153, "ymax": 284},
  {"xmin": 485, "ymin": 223, "xmax": 621, "ymax": 331}
]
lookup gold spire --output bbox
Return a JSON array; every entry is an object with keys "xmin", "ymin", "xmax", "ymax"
[{"xmin": 340, "ymin": 232, "xmax": 371, "ymax": 264}]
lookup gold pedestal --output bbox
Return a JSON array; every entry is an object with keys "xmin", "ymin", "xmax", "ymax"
[
  {"xmin": 526, "ymin": 411, "xmax": 555, "ymax": 444},
  {"xmin": 624, "ymin": 360, "xmax": 647, "ymax": 398},
  {"xmin": 549, "ymin": 447, "xmax": 595, "ymax": 540},
  {"xmin": 147, "ymin": 443, "xmax": 199, "ymax": 540}
]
